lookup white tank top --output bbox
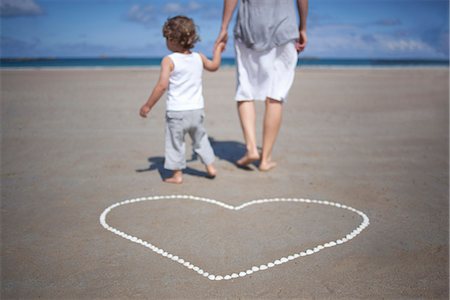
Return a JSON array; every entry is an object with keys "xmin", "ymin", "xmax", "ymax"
[{"xmin": 166, "ymin": 52, "xmax": 204, "ymax": 111}]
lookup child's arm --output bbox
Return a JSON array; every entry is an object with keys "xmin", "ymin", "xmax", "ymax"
[
  {"xmin": 139, "ymin": 56, "xmax": 173, "ymax": 118},
  {"xmin": 199, "ymin": 43, "xmax": 225, "ymax": 72}
]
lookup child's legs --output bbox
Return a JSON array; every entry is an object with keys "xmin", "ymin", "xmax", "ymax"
[
  {"xmin": 187, "ymin": 110, "xmax": 215, "ymax": 166},
  {"xmin": 164, "ymin": 111, "xmax": 187, "ymax": 170}
]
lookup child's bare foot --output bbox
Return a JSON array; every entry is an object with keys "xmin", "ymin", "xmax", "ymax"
[
  {"xmin": 164, "ymin": 170, "xmax": 183, "ymax": 184},
  {"xmin": 236, "ymin": 151, "xmax": 260, "ymax": 167},
  {"xmin": 259, "ymin": 161, "xmax": 277, "ymax": 172},
  {"xmin": 206, "ymin": 164, "xmax": 217, "ymax": 179}
]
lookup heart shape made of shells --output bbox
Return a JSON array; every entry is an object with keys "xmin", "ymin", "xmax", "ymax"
[{"xmin": 100, "ymin": 195, "xmax": 370, "ymax": 281}]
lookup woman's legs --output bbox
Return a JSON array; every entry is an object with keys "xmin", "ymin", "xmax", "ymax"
[
  {"xmin": 260, "ymin": 98, "xmax": 283, "ymax": 171},
  {"xmin": 236, "ymin": 100, "xmax": 260, "ymax": 166}
]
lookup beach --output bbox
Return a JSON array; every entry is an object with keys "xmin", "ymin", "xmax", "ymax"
[{"xmin": 1, "ymin": 67, "xmax": 449, "ymax": 298}]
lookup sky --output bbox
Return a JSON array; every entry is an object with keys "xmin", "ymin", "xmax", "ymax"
[{"xmin": 0, "ymin": 0, "xmax": 449, "ymax": 59}]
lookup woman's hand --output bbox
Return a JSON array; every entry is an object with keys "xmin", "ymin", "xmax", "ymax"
[
  {"xmin": 295, "ymin": 30, "xmax": 307, "ymax": 53},
  {"xmin": 214, "ymin": 29, "xmax": 228, "ymax": 50}
]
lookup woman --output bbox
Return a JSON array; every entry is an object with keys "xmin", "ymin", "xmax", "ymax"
[{"xmin": 215, "ymin": 0, "xmax": 308, "ymax": 171}]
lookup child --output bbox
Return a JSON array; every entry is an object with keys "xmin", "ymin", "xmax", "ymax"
[{"xmin": 139, "ymin": 15, "xmax": 225, "ymax": 184}]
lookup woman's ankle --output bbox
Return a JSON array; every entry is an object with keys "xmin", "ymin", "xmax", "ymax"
[{"xmin": 246, "ymin": 148, "xmax": 260, "ymax": 158}]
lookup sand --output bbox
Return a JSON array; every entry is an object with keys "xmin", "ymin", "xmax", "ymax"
[{"xmin": 1, "ymin": 67, "xmax": 449, "ymax": 298}]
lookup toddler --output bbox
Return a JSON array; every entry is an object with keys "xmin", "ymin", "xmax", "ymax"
[{"xmin": 139, "ymin": 15, "xmax": 224, "ymax": 184}]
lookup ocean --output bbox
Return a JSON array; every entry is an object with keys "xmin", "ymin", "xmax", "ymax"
[{"xmin": 0, "ymin": 57, "xmax": 448, "ymax": 69}]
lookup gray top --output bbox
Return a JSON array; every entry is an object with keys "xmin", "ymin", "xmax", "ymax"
[{"xmin": 233, "ymin": 0, "xmax": 298, "ymax": 52}]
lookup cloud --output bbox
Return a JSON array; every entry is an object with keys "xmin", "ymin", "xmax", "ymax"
[
  {"xmin": 315, "ymin": 18, "xmax": 402, "ymax": 30},
  {"xmin": 421, "ymin": 27, "xmax": 449, "ymax": 56},
  {"xmin": 383, "ymin": 38, "xmax": 433, "ymax": 52},
  {"xmin": 0, "ymin": 35, "xmax": 43, "ymax": 57},
  {"xmin": 163, "ymin": 1, "xmax": 202, "ymax": 14},
  {"xmin": 0, "ymin": 0, "xmax": 43, "ymax": 17},
  {"xmin": 373, "ymin": 18, "xmax": 402, "ymax": 26},
  {"xmin": 126, "ymin": 4, "xmax": 155, "ymax": 26},
  {"xmin": 126, "ymin": 2, "xmax": 204, "ymax": 27},
  {"xmin": 187, "ymin": 1, "xmax": 202, "ymax": 11},
  {"xmin": 0, "ymin": 35, "xmax": 169, "ymax": 58},
  {"xmin": 361, "ymin": 34, "xmax": 377, "ymax": 44},
  {"xmin": 163, "ymin": 3, "xmax": 183, "ymax": 14},
  {"xmin": 51, "ymin": 41, "xmax": 169, "ymax": 57},
  {"xmin": 307, "ymin": 24, "xmax": 444, "ymax": 58}
]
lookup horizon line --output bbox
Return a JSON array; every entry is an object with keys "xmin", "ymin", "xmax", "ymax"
[{"xmin": 1, "ymin": 56, "xmax": 449, "ymax": 61}]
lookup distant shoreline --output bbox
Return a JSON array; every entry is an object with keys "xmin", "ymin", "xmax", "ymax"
[
  {"xmin": 1, "ymin": 65, "xmax": 449, "ymax": 71},
  {"xmin": 1, "ymin": 57, "xmax": 448, "ymax": 69}
]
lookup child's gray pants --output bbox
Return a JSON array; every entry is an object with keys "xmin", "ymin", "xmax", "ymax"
[{"xmin": 164, "ymin": 109, "xmax": 215, "ymax": 170}]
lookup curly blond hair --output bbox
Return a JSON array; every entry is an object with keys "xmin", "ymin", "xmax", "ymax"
[{"xmin": 162, "ymin": 16, "xmax": 200, "ymax": 50}]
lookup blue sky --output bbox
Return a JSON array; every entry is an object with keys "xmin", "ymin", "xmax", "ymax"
[{"xmin": 0, "ymin": 0, "xmax": 448, "ymax": 59}]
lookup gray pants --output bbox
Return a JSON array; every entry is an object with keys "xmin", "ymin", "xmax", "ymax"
[{"xmin": 164, "ymin": 109, "xmax": 215, "ymax": 170}]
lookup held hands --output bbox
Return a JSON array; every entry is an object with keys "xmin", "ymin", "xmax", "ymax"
[
  {"xmin": 215, "ymin": 42, "xmax": 226, "ymax": 53},
  {"xmin": 214, "ymin": 29, "xmax": 228, "ymax": 51},
  {"xmin": 139, "ymin": 104, "xmax": 151, "ymax": 118}
]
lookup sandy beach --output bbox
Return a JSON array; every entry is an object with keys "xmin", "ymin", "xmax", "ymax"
[{"xmin": 1, "ymin": 67, "xmax": 448, "ymax": 298}]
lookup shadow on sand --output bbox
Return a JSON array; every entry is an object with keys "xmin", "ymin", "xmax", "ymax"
[{"xmin": 136, "ymin": 137, "xmax": 260, "ymax": 180}]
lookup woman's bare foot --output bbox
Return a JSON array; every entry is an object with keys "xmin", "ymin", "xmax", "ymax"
[
  {"xmin": 206, "ymin": 164, "xmax": 217, "ymax": 179},
  {"xmin": 259, "ymin": 161, "xmax": 277, "ymax": 172},
  {"xmin": 236, "ymin": 151, "xmax": 260, "ymax": 167},
  {"xmin": 164, "ymin": 170, "xmax": 183, "ymax": 184}
]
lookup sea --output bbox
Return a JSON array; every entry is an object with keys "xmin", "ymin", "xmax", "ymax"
[{"xmin": 0, "ymin": 57, "xmax": 448, "ymax": 69}]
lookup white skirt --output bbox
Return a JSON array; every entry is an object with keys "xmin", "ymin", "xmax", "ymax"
[{"xmin": 234, "ymin": 39, "xmax": 298, "ymax": 102}]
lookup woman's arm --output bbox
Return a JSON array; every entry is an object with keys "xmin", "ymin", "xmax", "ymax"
[
  {"xmin": 214, "ymin": 0, "xmax": 238, "ymax": 48},
  {"xmin": 296, "ymin": 0, "xmax": 308, "ymax": 52},
  {"xmin": 200, "ymin": 43, "xmax": 225, "ymax": 72},
  {"xmin": 139, "ymin": 56, "xmax": 173, "ymax": 118}
]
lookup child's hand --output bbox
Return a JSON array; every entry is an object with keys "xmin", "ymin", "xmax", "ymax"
[
  {"xmin": 216, "ymin": 42, "xmax": 226, "ymax": 53},
  {"xmin": 139, "ymin": 105, "xmax": 150, "ymax": 118}
]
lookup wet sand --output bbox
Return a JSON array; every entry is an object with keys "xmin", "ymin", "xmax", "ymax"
[{"xmin": 1, "ymin": 67, "xmax": 449, "ymax": 298}]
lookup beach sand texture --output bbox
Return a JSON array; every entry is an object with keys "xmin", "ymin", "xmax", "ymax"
[{"xmin": 1, "ymin": 68, "xmax": 449, "ymax": 298}]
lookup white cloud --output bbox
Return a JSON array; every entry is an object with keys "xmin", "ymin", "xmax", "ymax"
[
  {"xmin": 373, "ymin": 18, "xmax": 401, "ymax": 26},
  {"xmin": 384, "ymin": 39, "xmax": 433, "ymax": 52},
  {"xmin": 163, "ymin": 1, "xmax": 202, "ymax": 14},
  {"xmin": 163, "ymin": 3, "xmax": 183, "ymax": 14},
  {"xmin": 126, "ymin": 4, "xmax": 155, "ymax": 25},
  {"xmin": 127, "ymin": 2, "xmax": 203, "ymax": 26},
  {"xmin": 307, "ymin": 24, "xmax": 443, "ymax": 58},
  {"xmin": 0, "ymin": 35, "xmax": 44, "ymax": 57},
  {"xmin": 0, "ymin": 0, "xmax": 43, "ymax": 17},
  {"xmin": 188, "ymin": 1, "xmax": 202, "ymax": 11}
]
